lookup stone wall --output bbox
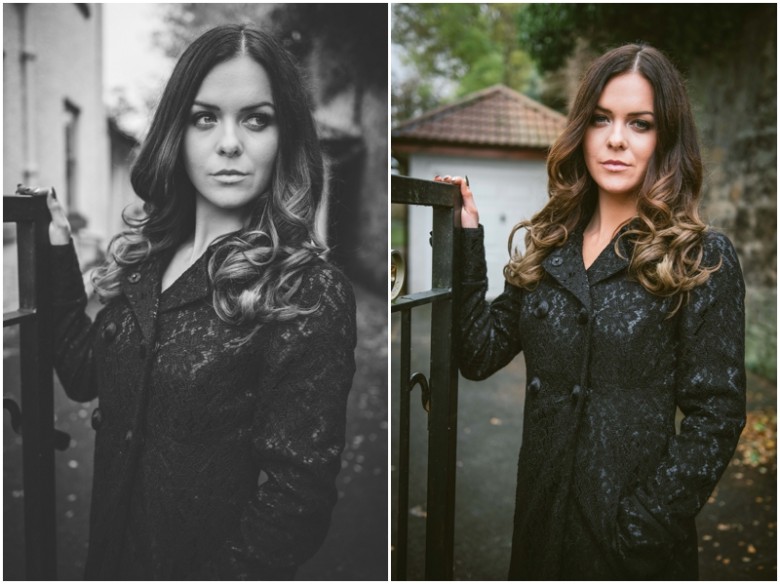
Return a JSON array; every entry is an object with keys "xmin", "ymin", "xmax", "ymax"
[{"xmin": 690, "ymin": 6, "xmax": 777, "ymax": 380}]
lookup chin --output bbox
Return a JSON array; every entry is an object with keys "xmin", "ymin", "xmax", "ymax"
[{"xmin": 597, "ymin": 180, "xmax": 640, "ymax": 198}]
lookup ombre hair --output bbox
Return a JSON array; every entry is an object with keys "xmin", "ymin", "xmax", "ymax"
[
  {"xmin": 92, "ymin": 24, "xmax": 326, "ymax": 324},
  {"xmin": 505, "ymin": 44, "xmax": 718, "ymax": 311}
]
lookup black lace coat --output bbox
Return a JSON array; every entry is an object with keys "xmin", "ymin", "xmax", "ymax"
[
  {"xmin": 458, "ymin": 224, "xmax": 745, "ymax": 580},
  {"xmin": 51, "ymin": 241, "xmax": 356, "ymax": 580}
]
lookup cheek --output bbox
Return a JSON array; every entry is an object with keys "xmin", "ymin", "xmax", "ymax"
[
  {"xmin": 635, "ymin": 135, "xmax": 657, "ymax": 167},
  {"xmin": 182, "ymin": 131, "xmax": 209, "ymax": 172},
  {"xmin": 248, "ymin": 132, "xmax": 280, "ymax": 169},
  {"xmin": 583, "ymin": 129, "xmax": 600, "ymax": 158}
]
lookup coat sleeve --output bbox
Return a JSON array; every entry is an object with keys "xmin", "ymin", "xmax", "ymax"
[
  {"xmin": 49, "ymin": 240, "xmax": 101, "ymax": 403},
  {"xmin": 220, "ymin": 265, "xmax": 357, "ymax": 578},
  {"xmin": 457, "ymin": 225, "xmax": 524, "ymax": 380},
  {"xmin": 615, "ymin": 231, "xmax": 746, "ymax": 575}
]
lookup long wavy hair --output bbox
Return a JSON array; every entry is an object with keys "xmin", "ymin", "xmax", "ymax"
[
  {"xmin": 92, "ymin": 25, "xmax": 326, "ymax": 325},
  {"xmin": 504, "ymin": 44, "xmax": 718, "ymax": 309}
]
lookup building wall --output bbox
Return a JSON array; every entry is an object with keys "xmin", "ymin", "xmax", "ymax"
[
  {"xmin": 3, "ymin": 3, "xmax": 110, "ymax": 243},
  {"xmin": 407, "ymin": 154, "xmax": 548, "ymax": 298}
]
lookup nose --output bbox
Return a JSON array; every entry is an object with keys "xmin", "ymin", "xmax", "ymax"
[
  {"xmin": 216, "ymin": 121, "xmax": 242, "ymax": 157},
  {"xmin": 607, "ymin": 123, "xmax": 627, "ymax": 150}
]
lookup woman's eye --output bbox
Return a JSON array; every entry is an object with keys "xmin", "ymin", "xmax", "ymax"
[
  {"xmin": 191, "ymin": 112, "xmax": 217, "ymax": 128},
  {"xmin": 245, "ymin": 113, "xmax": 274, "ymax": 131},
  {"xmin": 631, "ymin": 119, "xmax": 653, "ymax": 131},
  {"xmin": 591, "ymin": 114, "xmax": 609, "ymax": 126}
]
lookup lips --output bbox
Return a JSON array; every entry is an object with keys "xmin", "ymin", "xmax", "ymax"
[
  {"xmin": 601, "ymin": 160, "xmax": 630, "ymax": 171},
  {"xmin": 212, "ymin": 170, "xmax": 249, "ymax": 176}
]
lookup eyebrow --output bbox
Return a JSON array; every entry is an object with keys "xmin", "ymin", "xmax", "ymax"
[
  {"xmin": 192, "ymin": 100, "xmax": 275, "ymax": 112},
  {"xmin": 595, "ymin": 105, "xmax": 654, "ymax": 117}
]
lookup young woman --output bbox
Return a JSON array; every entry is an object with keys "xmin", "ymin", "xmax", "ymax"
[
  {"xmin": 436, "ymin": 44, "xmax": 745, "ymax": 579},
  {"xmin": 20, "ymin": 25, "xmax": 356, "ymax": 580}
]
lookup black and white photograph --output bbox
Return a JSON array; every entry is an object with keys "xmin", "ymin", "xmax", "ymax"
[{"xmin": 4, "ymin": 3, "xmax": 387, "ymax": 580}]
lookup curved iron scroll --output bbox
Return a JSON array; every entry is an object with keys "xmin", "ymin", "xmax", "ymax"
[
  {"xmin": 391, "ymin": 249, "xmax": 405, "ymax": 301},
  {"xmin": 4, "ymin": 397, "xmax": 71, "ymax": 451},
  {"xmin": 408, "ymin": 371, "xmax": 431, "ymax": 413}
]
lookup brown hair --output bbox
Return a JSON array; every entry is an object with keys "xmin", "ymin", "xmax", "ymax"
[{"xmin": 504, "ymin": 43, "xmax": 718, "ymax": 309}]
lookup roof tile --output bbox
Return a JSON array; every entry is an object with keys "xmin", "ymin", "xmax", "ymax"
[{"xmin": 392, "ymin": 85, "xmax": 566, "ymax": 149}]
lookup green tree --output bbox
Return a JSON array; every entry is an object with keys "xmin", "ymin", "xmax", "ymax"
[{"xmin": 392, "ymin": 3, "xmax": 539, "ymax": 122}]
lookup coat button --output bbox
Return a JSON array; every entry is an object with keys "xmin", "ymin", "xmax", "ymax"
[
  {"xmin": 571, "ymin": 385, "xmax": 582, "ymax": 400},
  {"xmin": 577, "ymin": 309, "xmax": 589, "ymax": 325},
  {"xmin": 125, "ymin": 430, "xmax": 133, "ymax": 441},
  {"xmin": 127, "ymin": 272, "xmax": 141, "ymax": 284},
  {"xmin": 102, "ymin": 321, "xmax": 117, "ymax": 342},
  {"xmin": 551, "ymin": 256, "xmax": 563, "ymax": 267},
  {"xmin": 534, "ymin": 301, "xmax": 549, "ymax": 318},
  {"xmin": 527, "ymin": 377, "xmax": 541, "ymax": 395},
  {"xmin": 91, "ymin": 408, "xmax": 103, "ymax": 431}
]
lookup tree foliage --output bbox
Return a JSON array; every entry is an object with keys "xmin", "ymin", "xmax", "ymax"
[
  {"xmin": 519, "ymin": 4, "xmax": 763, "ymax": 73},
  {"xmin": 155, "ymin": 3, "xmax": 386, "ymax": 101},
  {"xmin": 392, "ymin": 3, "xmax": 539, "ymax": 122}
]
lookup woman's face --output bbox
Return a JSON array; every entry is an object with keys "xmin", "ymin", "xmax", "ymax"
[
  {"xmin": 583, "ymin": 72, "xmax": 657, "ymax": 200},
  {"xmin": 183, "ymin": 55, "xmax": 279, "ymax": 214}
]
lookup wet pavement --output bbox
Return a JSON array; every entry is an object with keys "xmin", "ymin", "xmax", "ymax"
[
  {"xmin": 391, "ymin": 303, "xmax": 776, "ymax": 580},
  {"xmin": 3, "ymin": 283, "xmax": 387, "ymax": 581}
]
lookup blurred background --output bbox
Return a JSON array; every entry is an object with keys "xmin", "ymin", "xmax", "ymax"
[
  {"xmin": 4, "ymin": 3, "xmax": 387, "ymax": 580},
  {"xmin": 391, "ymin": 3, "xmax": 776, "ymax": 580}
]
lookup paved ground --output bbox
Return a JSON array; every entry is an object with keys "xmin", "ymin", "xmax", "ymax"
[
  {"xmin": 3, "ymin": 283, "xmax": 387, "ymax": 581},
  {"xmin": 391, "ymin": 303, "xmax": 776, "ymax": 580}
]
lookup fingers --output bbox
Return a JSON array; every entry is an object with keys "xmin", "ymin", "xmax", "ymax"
[
  {"xmin": 433, "ymin": 175, "xmax": 480, "ymax": 228},
  {"xmin": 17, "ymin": 184, "xmax": 71, "ymax": 245}
]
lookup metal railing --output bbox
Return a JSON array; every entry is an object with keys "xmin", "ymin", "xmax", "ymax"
[
  {"xmin": 4, "ymin": 193, "xmax": 64, "ymax": 579},
  {"xmin": 391, "ymin": 175, "xmax": 461, "ymax": 580}
]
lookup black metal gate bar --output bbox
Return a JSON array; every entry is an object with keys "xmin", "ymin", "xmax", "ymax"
[
  {"xmin": 396, "ymin": 308, "xmax": 412, "ymax": 578},
  {"xmin": 391, "ymin": 176, "xmax": 462, "ymax": 580},
  {"xmin": 3, "ymin": 193, "xmax": 57, "ymax": 579}
]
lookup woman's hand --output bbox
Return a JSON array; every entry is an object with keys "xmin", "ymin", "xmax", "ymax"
[
  {"xmin": 433, "ymin": 175, "xmax": 480, "ymax": 228},
  {"xmin": 16, "ymin": 185, "xmax": 71, "ymax": 245}
]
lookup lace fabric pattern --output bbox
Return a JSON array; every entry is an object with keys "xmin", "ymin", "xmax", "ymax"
[
  {"xmin": 50, "ymin": 241, "xmax": 357, "ymax": 580},
  {"xmin": 458, "ymin": 224, "xmax": 746, "ymax": 580}
]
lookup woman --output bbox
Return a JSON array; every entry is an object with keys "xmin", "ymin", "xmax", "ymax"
[
  {"xmin": 20, "ymin": 25, "xmax": 356, "ymax": 580},
  {"xmin": 437, "ymin": 44, "xmax": 745, "ymax": 579}
]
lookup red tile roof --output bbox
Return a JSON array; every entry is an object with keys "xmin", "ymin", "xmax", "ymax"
[{"xmin": 392, "ymin": 85, "xmax": 567, "ymax": 149}]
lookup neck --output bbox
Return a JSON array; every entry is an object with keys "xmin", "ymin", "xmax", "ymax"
[
  {"xmin": 187, "ymin": 193, "xmax": 250, "ymax": 261},
  {"xmin": 585, "ymin": 192, "xmax": 638, "ymax": 240}
]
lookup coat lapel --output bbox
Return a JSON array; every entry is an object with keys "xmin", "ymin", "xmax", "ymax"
[
  {"xmin": 542, "ymin": 228, "xmax": 591, "ymax": 310},
  {"xmin": 159, "ymin": 248, "xmax": 212, "ymax": 313},
  {"xmin": 120, "ymin": 254, "xmax": 162, "ymax": 344},
  {"xmin": 586, "ymin": 226, "xmax": 634, "ymax": 286}
]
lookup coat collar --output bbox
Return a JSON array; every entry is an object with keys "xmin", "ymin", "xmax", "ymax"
[
  {"xmin": 585, "ymin": 224, "xmax": 633, "ymax": 286},
  {"xmin": 542, "ymin": 221, "xmax": 636, "ymax": 306},
  {"xmin": 158, "ymin": 247, "xmax": 212, "ymax": 313},
  {"xmin": 542, "ymin": 226, "xmax": 591, "ymax": 310},
  {"xmin": 120, "ymin": 253, "xmax": 163, "ymax": 344},
  {"xmin": 119, "ymin": 246, "xmax": 213, "ymax": 342}
]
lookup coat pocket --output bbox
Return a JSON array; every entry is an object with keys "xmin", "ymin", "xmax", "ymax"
[{"xmin": 613, "ymin": 492, "xmax": 677, "ymax": 578}]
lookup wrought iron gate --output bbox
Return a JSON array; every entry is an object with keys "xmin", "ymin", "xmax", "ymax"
[
  {"xmin": 4, "ymin": 193, "xmax": 67, "ymax": 579},
  {"xmin": 391, "ymin": 175, "xmax": 461, "ymax": 580}
]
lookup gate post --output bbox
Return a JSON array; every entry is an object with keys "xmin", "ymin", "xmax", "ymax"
[
  {"xmin": 425, "ymin": 192, "xmax": 461, "ymax": 580},
  {"xmin": 4, "ymin": 194, "xmax": 58, "ymax": 579},
  {"xmin": 391, "ymin": 176, "xmax": 461, "ymax": 580}
]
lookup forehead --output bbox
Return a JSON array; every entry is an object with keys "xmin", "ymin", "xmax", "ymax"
[
  {"xmin": 194, "ymin": 55, "xmax": 274, "ymax": 106},
  {"xmin": 598, "ymin": 72, "xmax": 654, "ymax": 112}
]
